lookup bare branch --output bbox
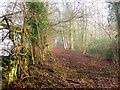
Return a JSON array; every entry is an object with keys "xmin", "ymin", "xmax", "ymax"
[
  {"xmin": 50, "ymin": 15, "xmax": 83, "ymax": 26},
  {"xmin": 0, "ymin": 28, "xmax": 8, "ymax": 30},
  {"xmin": 0, "ymin": 11, "xmax": 22, "ymax": 19}
]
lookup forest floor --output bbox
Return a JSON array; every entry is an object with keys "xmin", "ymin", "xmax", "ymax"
[{"xmin": 4, "ymin": 47, "xmax": 120, "ymax": 89}]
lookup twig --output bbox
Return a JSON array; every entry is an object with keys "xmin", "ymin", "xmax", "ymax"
[
  {"xmin": 2, "ymin": 48, "xmax": 12, "ymax": 55},
  {"xmin": 2, "ymin": 30, "xmax": 11, "ymax": 42}
]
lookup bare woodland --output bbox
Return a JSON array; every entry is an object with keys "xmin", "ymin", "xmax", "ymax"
[{"xmin": 0, "ymin": 0, "xmax": 120, "ymax": 89}]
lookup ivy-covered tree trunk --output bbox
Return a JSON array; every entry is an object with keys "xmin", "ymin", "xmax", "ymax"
[
  {"xmin": 27, "ymin": 2, "xmax": 48, "ymax": 64},
  {"xmin": 1, "ymin": 1, "xmax": 49, "ymax": 87}
]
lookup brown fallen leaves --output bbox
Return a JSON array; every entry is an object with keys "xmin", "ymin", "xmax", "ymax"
[{"xmin": 4, "ymin": 47, "xmax": 119, "ymax": 89}]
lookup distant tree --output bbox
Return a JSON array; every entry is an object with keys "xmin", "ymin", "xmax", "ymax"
[{"xmin": 107, "ymin": 1, "xmax": 120, "ymax": 60}]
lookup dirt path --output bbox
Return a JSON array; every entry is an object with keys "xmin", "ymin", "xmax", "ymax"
[{"xmin": 53, "ymin": 47, "xmax": 119, "ymax": 88}]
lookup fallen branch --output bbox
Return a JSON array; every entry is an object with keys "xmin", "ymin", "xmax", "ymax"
[
  {"xmin": 20, "ymin": 76, "xmax": 38, "ymax": 82},
  {"xmin": 66, "ymin": 78, "xmax": 80, "ymax": 84}
]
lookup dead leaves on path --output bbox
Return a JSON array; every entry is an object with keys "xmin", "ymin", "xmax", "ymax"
[
  {"xmin": 5, "ymin": 48, "xmax": 119, "ymax": 89},
  {"xmin": 54, "ymin": 48, "xmax": 119, "ymax": 88}
]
